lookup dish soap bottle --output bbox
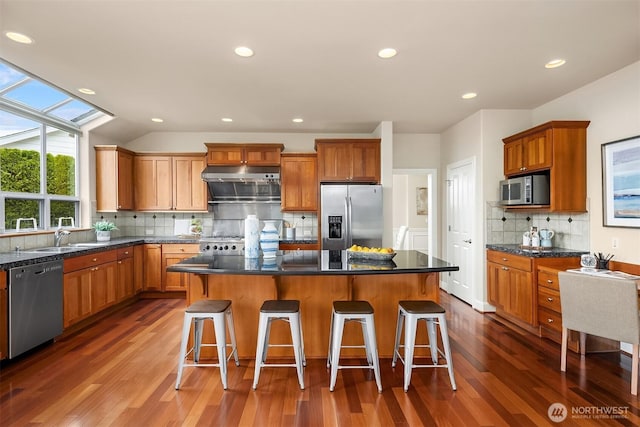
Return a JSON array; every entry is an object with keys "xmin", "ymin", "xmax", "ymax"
[{"xmin": 245, "ymin": 214, "xmax": 260, "ymax": 258}]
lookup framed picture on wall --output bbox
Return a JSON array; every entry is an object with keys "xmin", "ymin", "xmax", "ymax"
[
  {"xmin": 602, "ymin": 135, "xmax": 640, "ymax": 227},
  {"xmin": 416, "ymin": 187, "xmax": 428, "ymax": 215}
]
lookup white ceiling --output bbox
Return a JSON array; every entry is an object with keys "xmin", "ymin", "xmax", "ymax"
[{"xmin": 1, "ymin": 0, "xmax": 639, "ymax": 142}]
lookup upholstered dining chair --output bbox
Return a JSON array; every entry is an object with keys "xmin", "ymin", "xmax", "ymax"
[
  {"xmin": 394, "ymin": 226, "xmax": 408, "ymax": 250},
  {"xmin": 558, "ymin": 271, "xmax": 640, "ymax": 395}
]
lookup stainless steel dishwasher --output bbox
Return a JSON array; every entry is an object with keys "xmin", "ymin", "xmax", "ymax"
[{"xmin": 8, "ymin": 259, "xmax": 64, "ymax": 359}]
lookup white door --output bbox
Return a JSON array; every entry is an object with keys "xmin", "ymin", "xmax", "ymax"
[{"xmin": 446, "ymin": 158, "xmax": 475, "ymax": 305}]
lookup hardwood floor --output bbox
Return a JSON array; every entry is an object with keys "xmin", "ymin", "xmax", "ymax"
[{"xmin": 1, "ymin": 291, "xmax": 639, "ymax": 426}]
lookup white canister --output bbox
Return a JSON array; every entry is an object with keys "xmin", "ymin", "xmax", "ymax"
[
  {"xmin": 244, "ymin": 214, "xmax": 260, "ymax": 258},
  {"xmin": 522, "ymin": 232, "xmax": 531, "ymax": 246},
  {"xmin": 531, "ymin": 235, "xmax": 540, "ymax": 247}
]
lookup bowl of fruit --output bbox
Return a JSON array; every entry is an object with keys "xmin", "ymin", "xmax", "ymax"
[{"xmin": 346, "ymin": 245, "xmax": 396, "ymax": 261}]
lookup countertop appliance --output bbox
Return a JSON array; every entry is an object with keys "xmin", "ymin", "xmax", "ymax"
[
  {"xmin": 201, "ymin": 165, "xmax": 280, "ymax": 203},
  {"xmin": 321, "ymin": 184, "xmax": 383, "ymax": 250},
  {"xmin": 8, "ymin": 259, "xmax": 63, "ymax": 359},
  {"xmin": 500, "ymin": 174, "xmax": 550, "ymax": 206}
]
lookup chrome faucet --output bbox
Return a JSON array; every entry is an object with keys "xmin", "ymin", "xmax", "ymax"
[{"xmin": 54, "ymin": 229, "xmax": 71, "ymax": 247}]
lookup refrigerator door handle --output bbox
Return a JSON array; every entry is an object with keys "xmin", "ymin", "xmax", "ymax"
[{"xmin": 346, "ymin": 196, "xmax": 352, "ymax": 246}]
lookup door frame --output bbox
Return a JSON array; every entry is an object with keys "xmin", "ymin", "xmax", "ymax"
[{"xmin": 392, "ymin": 168, "xmax": 437, "ymax": 256}]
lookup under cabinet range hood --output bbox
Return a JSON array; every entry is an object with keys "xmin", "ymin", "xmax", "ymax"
[{"xmin": 202, "ymin": 165, "xmax": 281, "ymax": 203}]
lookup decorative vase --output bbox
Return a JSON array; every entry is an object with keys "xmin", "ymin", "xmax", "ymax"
[
  {"xmin": 245, "ymin": 215, "xmax": 260, "ymax": 258},
  {"xmin": 260, "ymin": 220, "xmax": 279, "ymax": 258},
  {"xmin": 96, "ymin": 230, "xmax": 111, "ymax": 241}
]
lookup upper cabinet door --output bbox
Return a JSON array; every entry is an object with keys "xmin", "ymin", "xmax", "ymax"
[
  {"xmin": 205, "ymin": 143, "xmax": 283, "ymax": 166},
  {"xmin": 206, "ymin": 146, "xmax": 244, "ymax": 165},
  {"xmin": 281, "ymin": 154, "xmax": 318, "ymax": 212},
  {"xmin": 134, "ymin": 156, "xmax": 173, "ymax": 211},
  {"xmin": 172, "ymin": 155, "xmax": 208, "ymax": 211},
  {"xmin": 95, "ymin": 146, "xmax": 135, "ymax": 211},
  {"xmin": 350, "ymin": 141, "xmax": 381, "ymax": 182},
  {"xmin": 316, "ymin": 141, "xmax": 352, "ymax": 181},
  {"xmin": 315, "ymin": 139, "xmax": 381, "ymax": 183}
]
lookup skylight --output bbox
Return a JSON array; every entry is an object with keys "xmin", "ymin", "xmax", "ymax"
[{"xmin": 0, "ymin": 59, "xmax": 107, "ymax": 135}]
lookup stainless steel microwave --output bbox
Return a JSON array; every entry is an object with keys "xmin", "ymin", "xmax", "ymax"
[{"xmin": 500, "ymin": 174, "xmax": 550, "ymax": 205}]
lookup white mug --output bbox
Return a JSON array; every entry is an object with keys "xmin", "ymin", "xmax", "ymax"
[
  {"xmin": 531, "ymin": 236, "xmax": 540, "ymax": 247},
  {"xmin": 522, "ymin": 235, "xmax": 531, "ymax": 246}
]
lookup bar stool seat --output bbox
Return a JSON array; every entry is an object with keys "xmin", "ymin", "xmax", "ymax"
[
  {"xmin": 392, "ymin": 300, "xmax": 456, "ymax": 392},
  {"xmin": 253, "ymin": 300, "xmax": 305, "ymax": 390},
  {"xmin": 327, "ymin": 300, "xmax": 382, "ymax": 393},
  {"xmin": 175, "ymin": 299, "xmax": 239, "ymax": 390}
]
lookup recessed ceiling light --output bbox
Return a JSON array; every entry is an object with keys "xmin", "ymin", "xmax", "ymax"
[
  {"xmin": 234, "ymin": 46, "xmax": 254, "ymax": 57},
  {"xmin": 151, "ymin": 117, "xmax": 164, "ymax": 123},
  {"xmin": 545, "ymin": 59, "xmax": 566, "ymax": 69},
  {"xmin": 5, "ymin": 31, "xmax": 33, "ymax": 44},
  {"xmin": 377, "ymin": 48, "xmax": 397, "ymax": 59},
  {"xmin": 292, "ymin": 118, "xmax": 303, "ymax": 123},
  {"xmin": 78, "ymin": 88, "xmax": 95, "ymax": 95},
  {"xmin": 221, "ymin": 118, "xmax": 233, "ymax": 122},
  {"xmin": 461, "ymin": 92, "xmax": 477, "ymax": 99}
]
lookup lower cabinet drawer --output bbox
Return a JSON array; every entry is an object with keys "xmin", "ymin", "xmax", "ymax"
[
  {"xmin": 538, "ymin": 286, "xmax": 562, "ymax": 312},
  {"xmin": 538, "ymin": 307, "xmax": 562, "ymax": 333}
]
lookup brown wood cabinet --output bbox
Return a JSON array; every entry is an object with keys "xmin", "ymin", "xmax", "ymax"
[
  {"xmin": 95, "ymin": 146, "xmax": 135, "ymax": 211},
  {"xmin": 142, "ymin": 244, "xmax": 162, "ymax": 291},
  {"xmin": 172, "ymin": 155, "xmax": 208, "ymax": 211},
  {"xmin": 134, "ymin": 154, "xmax": 207, "ymax": 211},
  {"xmin": 133, "ymin": 244, "xmax": 144, "ymax": 294},
  {"xmin": 162, "ymin": 244, "xmax": 200, "ymax": 291},
  {"xmin": 116, "ymin": 246, "xmax": 135, "ymax": 302},
  {"xmin": 487, "ymin": 250, "xmax": 534, "ymax": 327},
  {"xmin": 280, "ymin": 153, "xmax": 318, "ymax": 211},
  {"xmin": 315, "ymin": 139, "xmax": 381, "ymax": 183},
  {"xmin": 502, "ymin": 121, "xmax": 590, "ymax": 212},
  {"xmin": 63, "ymin": 250, "xmax": 118, "ymax": 328},
  {"xmin": 0, "ymin": 271, "xmax": 7, "ymax": 360},
  {"xmin": 205, "ymin": 143, "xmax": 283, "ymax": 166},
  {"xmin": 503, "ymin": 132, "xmax": 552, "ymax": 176},
  {"xmin": 487, "ymin": 249, "xmax": 584, "ymax": 336}
]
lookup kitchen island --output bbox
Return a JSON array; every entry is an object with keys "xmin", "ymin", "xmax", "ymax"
[{"xmin": 168, "ymin": 250, "xmax": 458, "ymax": 358}]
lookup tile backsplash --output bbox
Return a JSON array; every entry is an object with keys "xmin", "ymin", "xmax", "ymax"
[{"xmin": 485, "ymin": 201, "xmax": 589, "ymax": 250}]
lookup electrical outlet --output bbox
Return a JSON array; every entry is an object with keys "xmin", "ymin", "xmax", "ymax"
[{"xmin": 612, "ymin": 237, "xmax": 619, "ymax": 249}]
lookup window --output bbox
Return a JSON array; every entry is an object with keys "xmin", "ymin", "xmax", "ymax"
[{"xmin": 0, "ymin": 60, "xmax": 104, "ymax": 232}]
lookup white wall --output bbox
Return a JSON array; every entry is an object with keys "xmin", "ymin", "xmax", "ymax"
[
  {"xmin": 532, "ymin": 61, "xmax": 640, "ymax": 264},
  {"xmin": 393, "ymin": 133, "xmax": 440, "ymax": 169},
  {"xmin": 125, "ymin": 131, "xmax": 373, "ymax": 153}
]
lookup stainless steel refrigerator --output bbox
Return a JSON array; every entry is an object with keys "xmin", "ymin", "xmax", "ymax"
[{"xmin": 321, "ymin": 184, "xmax": 383, "ymax": 250}]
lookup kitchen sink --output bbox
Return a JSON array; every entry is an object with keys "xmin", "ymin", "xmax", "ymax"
[
  {"xmin": 23, "ymin": 246, "xmax": 78, "ymax": 253},
  {"xmin": 71, "ymin": 242, "xmax": 110, "ymax": 247}
]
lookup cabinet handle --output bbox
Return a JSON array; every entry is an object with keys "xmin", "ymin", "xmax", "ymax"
[
  {"xmin": 118, "ymin": 261, "xmax": 122, "ymax": 265},
  {"xmin": 502, "ymin": 266, "xmax": 509, "ymax": 271},
  {"xmin": 547, "ymin": 297, "xmax": 554, "ymax": 302},
  {"xmin": 547, "ymin": 318, "xmax": 554, "ymax": 323},
  {"xmin": 92, "ymin": 258, "xmax": 97, "ymax": 262},
  {"xmin": 124, "ymin": 251, "xmax": 129, "ymax": 255},
  {"xmin": 547, "ymin": 279, "xmax": 553, "ymax": 284},
  {"xmin": 502, "ymin": 258, "xmax": 508, "ymax": 262}
]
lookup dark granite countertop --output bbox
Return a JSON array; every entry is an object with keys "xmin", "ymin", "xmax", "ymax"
[
  {"xmin": 486, "ymin": 244, "xmax": 588, "ymax": 258},
  {"xmin": 167, "ymin": 250, "xmax": 459, "ymax": 276},
  {"xmin": 0, "ymin": 236, "xmax": 201, "ymax": 269},
  {"xmin": 279, "ymin": 239, "xmax": 318, "ymax": 244}
]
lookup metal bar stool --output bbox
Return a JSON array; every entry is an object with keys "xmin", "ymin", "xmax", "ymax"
[
  {"xmin": 253, "ymin": 300, "xmax": 306, "ymax": 390},
  {"xmin": 175, "ymin": 299, "xmax": 239, "ymax": 390},
  {"xmin": 392, "ymin": 300, "xmax": 456, "ymax": 392},
  {"xmin": 327, "ymin": 300, "xmax": 382, "ymax": 393}
]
